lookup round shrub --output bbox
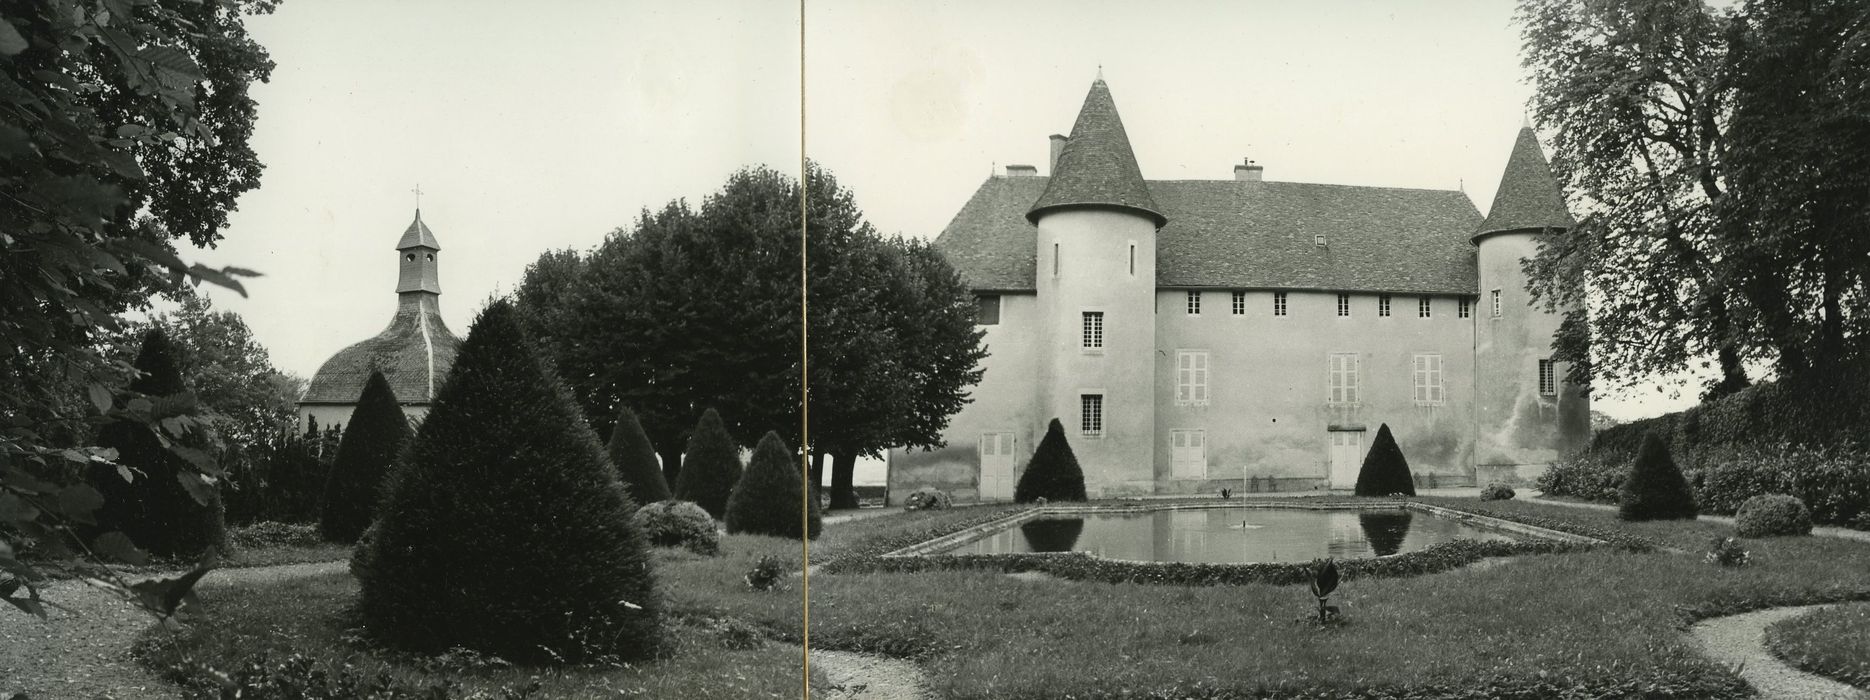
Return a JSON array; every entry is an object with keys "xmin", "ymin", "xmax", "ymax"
[
  {"xmin": 673, "ymin": 408, "xmax": 742, "ymax": 520},
  {"xmin": 356, "ymin": 300, "xmax": 661, "ymax": 663},
  {"xmin": 607, "ymin": 406, "xmax": 672, "ymax": 505},
  {"xmin": 1354, "ymin": 424, "xmax": 1416, "ymax": 497},
  {"xmin": 1619, "ymin": 432, "xmax": 1698, "ymax": 521},
  {"xmin": 1016, "ymin": 419, "xmax": 1087, "ymax": 503},
  {"xmin": 904, "ymin": 487, "xmax": 952, "ymax": 511},
  {"xmin": 319, "ymin": 371, "xmax": 412, "ymax": 544},
  {"xmin": 724, "ymin": 431, "xmax": 822, "ymax": 540},
  {"xmin": 1480, "ymin": 483, "xmax": 1516, "ymax": 501},
  {"xmin": 1734, "ymin": 494, "xmax": 1813, "ymax": 537},
  {"xmin": 632, "ymin": 500, "xmax": 720, "ymax": 555}
]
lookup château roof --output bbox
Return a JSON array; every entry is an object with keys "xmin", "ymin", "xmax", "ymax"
[
  {"xmin": 397, "ymin": 210, "xmax": 440, "ymax": 250},
  {"xmin": 1474, "ymin": 126, "xmax": 1575, "ymax": 242},
  {"xmin": 300, "ymin": 295, "xmax": 463, "ymax": 405},
  {"xmin": 937, "ymin": 176, "xmax": 1482, "ymax": 294},
  {"xmin": 1027, "ymin": 79, "xmax": 1167, "ymax": 227}
]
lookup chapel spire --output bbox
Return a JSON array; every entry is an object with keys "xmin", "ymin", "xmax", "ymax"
[
  {"xmin": 1026, "ymin": 76, "xmax": 1166, "ymax": 228},
  {"xmin": 395, "ymin": 209, "xmax": 442, "ymax": 295},
  {"xmin": 1473, "ymin": 125, "xmax": 1575, "ymax": 243}
]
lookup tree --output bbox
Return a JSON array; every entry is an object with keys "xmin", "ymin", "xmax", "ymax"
[
  {"xmin": 1015, "ymin": 419, "xmax": 1087, "ymax": 503},
  {"xmin": 725, "ymin": 431, "xmax": 821, "ymax": 540},
  {"xmin": 114, "ymin": 288, "xmax": 304, "ymax": 447},
  {"xmin": 356, "ymin": 300, "xmax": 661, "ymax": 663},
  {"xmin": 1619, "ymin": 432, "xmax": 1698, "ymax": 520},
  {"xmin": 1353, "ymin": 424, "xmax": 1416, "ymax": 497},
  {"xmin": 606, "ymin": 406, "xmax": 671, "ymax": 505},
  {"xmin": 89, "ymin": 329, "xmax": 226, "ymax": 559},
  {"xmin": 318, "ymin": 372, "xmax": 409, "ymax": 544},
  {"xmin": 672, "ymin": 408, "xmax": 741, "ymax": 520}
]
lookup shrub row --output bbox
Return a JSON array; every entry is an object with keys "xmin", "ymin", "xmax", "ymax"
[
  {"xmin": 1537, "ymin": 442, "xmax": 1870, "ymax": 527},
  {"xmin": 1589, "ymin": 364, "xmax": 1870, "ymax": 463}
]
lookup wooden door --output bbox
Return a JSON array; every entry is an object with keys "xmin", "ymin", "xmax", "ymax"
[
  {"xmin": 1328, "ymin": 430, "xmax": 1365, "ymax": 489},
  {"xmin": 979, "ymin": 432, "xmax": 1016, "ymax": 500},
  {"xmin": 1171, "ymin": 429, "xmax": 1206, "ymax": 480}
]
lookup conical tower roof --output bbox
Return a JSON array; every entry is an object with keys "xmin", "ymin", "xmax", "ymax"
[
  {"xmin": 398, "ymin": 210, "xmax": 439, "ymax": 250},
  {"xmin": 1474, "ymin": 126, "xmax": 1575, "ymax": 243},
  {"xmin": 1027, "ymin": 78, "xmax": 1167, "ymax": 227}
]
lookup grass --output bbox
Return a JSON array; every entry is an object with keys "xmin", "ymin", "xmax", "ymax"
[{"xmin": 1766, "ymin": 600, "xmax": 1870, "ymax": 690}]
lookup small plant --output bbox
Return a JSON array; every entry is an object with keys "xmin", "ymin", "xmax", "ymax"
[
  {"xmin": 1706, "ymin": 536, "xmax": 1750, "ymax": 567},
  {"xmin": 745, "ymin": 555, "xmax": 786, "ymax": 591},
  {"xmin": 631, "ymin": 500, "xmax": 720, "ymax": 555},
  {"xmin": 1219, "ymin": 488, "xmax": 1233, "ymax": 500},
  {"xmin": 1480, "ymin": 483, "xmax": 1516, "ymax": 501},
  {"xmin": 1309, "ymin": 558, "xmax": 1341, "ymax": 625},
  {"xmin": 1734, "ymin": 494, "xmax": 1813, "ymax": 537},
  {"xmin": 904, "ymin": 487, "xmax": 953, "ymax": 511}
]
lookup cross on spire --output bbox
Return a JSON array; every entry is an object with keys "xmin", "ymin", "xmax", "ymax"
[{"xmin": 412, "ymin": 183, "xmax": 424, "ymax": 210}]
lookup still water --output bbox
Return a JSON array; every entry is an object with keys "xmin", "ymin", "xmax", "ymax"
[{"xmin": 950, "ymin": 508, "xmax": 1521, "ymax": 563}]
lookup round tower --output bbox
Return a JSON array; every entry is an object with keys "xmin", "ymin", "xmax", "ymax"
[
  {"xmin": 1471, "ymin": 127, "xmax": 1592, "ymax": 485},
  {"xmin": 1026, "ymin": 77, "xmax": 1166, "ymax": 497}
]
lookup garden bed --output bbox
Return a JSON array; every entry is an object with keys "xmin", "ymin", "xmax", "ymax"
[{"xmin": 1766, "ymin": 600, "xmax": 1870, "ymax": 690}]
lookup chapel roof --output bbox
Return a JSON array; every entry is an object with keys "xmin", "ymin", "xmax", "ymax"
[
  {"xmin": 299, "ymin": 296, "xmax": 462, "ymax": 405},
  {"xmin": 397, "ymin": 210, "xmax": 440, "ymax": 250},
  {"xmin": 1474, "ymin": 126, "xmax": 1575, "ymax": 242},
  {"xmin": 1026, "ymin": 78, "xmax": 1166, "ymax": 227}
]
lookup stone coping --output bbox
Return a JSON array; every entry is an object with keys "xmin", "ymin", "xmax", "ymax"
[{"xmin": 881, "ymin": 499, "xmax": 1601, "ymax": 560}]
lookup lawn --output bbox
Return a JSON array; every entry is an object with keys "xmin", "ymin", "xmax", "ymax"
[{"xmin": 1767, "ymin": 600, "xmax": 1870, "ymax": 690}]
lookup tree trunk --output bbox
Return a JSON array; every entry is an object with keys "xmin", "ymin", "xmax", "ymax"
[
  {"xmin": 830, "ymin": 452, "xmax": 860, "ymax": 510},
  {"xmin": 657, "ymin": 442, "xmax": 683, "ymax": 491}
]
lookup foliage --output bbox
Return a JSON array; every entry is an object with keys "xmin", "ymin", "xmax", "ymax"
[
  {"xmin": 1014, "ymin": 419, "xmax": 1086, "ymax": 503},
  {"xmin": 318, "ymin": 372, "xmax": 409, "ymax": 544},
  {"xmin": 903, "ymin": 487, "xmax": 952, "ymax": 511},
  {"xmin": 725, "ymin": 431, "xmax": 821, "ymax": 540},
  {"xmin": 1549, "ymin": 440, "xmax": 1869, "ymax": 527},
  {"xmin": 228, "ymin": 521, "xmax": 320, "ymax": 550},
  {"xmin": 1309, "ymin": 558, "xmax": 1341, "ymax": 625},
  {"xmin": 631, "ymin": 500, "xmax": 719, "ymax": 556},
  {"xmin": 355, "ymin": 300, "xmax": 661, "ymax": 664},
  {"xmin": 606, "ymin": 406, "xmax": 670, "ymax": 505},
  {"xmin": 1766, "ymin": 601, "xmax": 1870, "ymax": 691},
  {"xmin": 106, "ymin": 287, "xmax": 304, "ymax": 448},
  {"xmin": 744, "ymin": 555, "xmax": 785, "ymax": 592},
  {"xmin": 1620, "ymin": 433, "xmax": 1699, "ymax": 521},
  {"xmin": 1535, "ymin": 452, "xmax": 1627, "ymax": 503},
  {"xmin": 1354, "ymin": 424, "xmax": 1415, "ymax": 497},
  {"xmin": 1479, "ymin": 483, "xmax": 1517, "ymax": 501},
  {"xmin": 1705, "ymin": 536, "xmax": 1750, "ymax": 567},
  {"xmin": 223, "ymin": 418, "xmax": 339, "ymax": 526},
  {"xmin": 672, "ymin": 408, "xmax": 741, "ymax": 520},
  {"xmin": 1734, "ymin": 494, "xmax": 1813, "ymax": 537},
  {"xmin": 89, "ymin": 329, "xmax": 227, "ymax": 559}
]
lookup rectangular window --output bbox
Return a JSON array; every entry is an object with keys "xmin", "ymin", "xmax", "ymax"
[
  {"xmin": 1186, "ymin": 291, "xmax": 1201, "ymax": 315},
  {"xmin": 1418, "ymin": 296, "xmax": 1432, "ymax": 318},
  {"xmin": 1539, "ymin": 359, "xmax": 1557, "ymax": 396},
  {"xmin": 975, "ymin": 295, "xmax": 1001, "ymax": 325},
  {"xmin": 1232, "ymin": 291, "xmax": 1246, "ymax": 315},
  {"xmin": 1458, "ymin": 298, "xmax": 1472, "ymax": 318},
  {"xmin": 1273, "ymin": 292, "xmax": 1288, "ymax": 316},
  {"xmin": 1081, "ymin": 311, "xmax": 1103, "ymax": 349},
  {"xmin": 1491, "ymin": 289, "xmax": 1502, "ymax": 317},
  {"xmin": 1080, "ymin": 394, "xmax": 1104, "ymax": 437},
  {"xmin": 1413, "ymin": 353, "xmax": 1445, "ymax": 405},
  {"xmin": 1378, "ymin": 294, "xmax": 1391, "ymax": 317},
  {"xmin": 1175, "ymin": 350, "xmax": 1210, "ymax": 406},
  {"xmin": 1337, "ymin": 293, "xmax": 1350, "ymax": 317},
  {"xmin": 1327, "ymin": 353, "xmax": 1361, "ymax": 405}
]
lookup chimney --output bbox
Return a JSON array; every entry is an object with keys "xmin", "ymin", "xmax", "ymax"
[
  {"xmin": 1005, "ymin": 164, "xmax": 1038, "ymax": 177},
  {"xmin": 1234, "ymin": 157, "xmax": 1264, "ymax": 182},
  {"xmin": 1049, "ymin": 134, "xmax": 1068, "ymax": 173}
]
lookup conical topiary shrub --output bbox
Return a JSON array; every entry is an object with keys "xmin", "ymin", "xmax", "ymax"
[
  {"xmin": 1353, "ymin": 424, "xmax": 1416, "ymax": 496},
  {"xmin": 673, "ymin": 408, "xmax": 741, "ymax": 519},
  {"xmin": 318, "ymin": 371, "xmax": 411, "ymax": 544},
  {"xmin": 724, "ymin": 431, "xmax": 821, "ymax": 540},
  {"xmin": 355, "ymin": 300, "xmax": 661, "ymax": 663},
  {"xmin": 1619, "ymin": 432, "xmax": 1697, "ymax": 521},
  {"xmin": 1015, "ymin": 419, "xmax": 1086, "ymax": 503},
  {"xmin": 607, "ymin": 406, "xmax": 671, "ymax": 505},
  {"xmin": 90, "ymin": 329, "xmax": 226, "ymax": 559}
]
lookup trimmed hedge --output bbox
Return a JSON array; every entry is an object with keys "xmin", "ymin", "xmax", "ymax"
[
  {"xmin": 1619, "ymin": 433, "xmax": 1698, "ymax": 521},
  {"xmin": 1354, "ymin": 424, "xmax": 1415, "ymax": 497},
  {"xmin": 723, "ymin": 431, "xmax": 821, "ymax": 540},
  {"xmin": 673, "ymin": 408, "xmax": 741, "ymax": 519},
  {"xmin": 631, "ymin": 500, "xmax": 719, "ymax": 555},
  {"xmin": 606, "ymin": 406, "xmax": 672, "ymax": 505},
  {"xmin": 1734, "ymin": 495, "xmax": 1813, "ymax": 537},
  {"xmin": 1015, "ymin": 419, "xmax": 1086, "ymax": 503},
  {"xmin": 318, "ymin": 371, "xmax": 410, "ymax": 544}
]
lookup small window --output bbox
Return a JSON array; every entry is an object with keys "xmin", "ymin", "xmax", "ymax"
[
  {"xmin": 1328, "ymin": 353, "xmax": 1360, "ymax": 405},
  {"xmin": 1231, "ymin": 291, "xmax": 1246, "ymax": 315},
  {"xmin": 405, "ymin": 253, "xmax": 416, "ymax": 262},
  {"xmin": 1186, "ymin": 291, "xmax": 1201, "ymax": 315},
  {"xmin": 425, "ymin": 253, "xmax": 435, "ymax": 261},
  {"xmin": 1491, "ymin": 289, "xmax": 1503, "ymax": 317},
  {"xmin": 1539, "ymin": 359, "xmax": 1557, "ymax": 396},
  {"xmin": 1418, "ymin": 296, "xmax": 1432, "ymax": 318},
  {"xmin": 975, "ymin": 295, "xmax": 1001, "ymax": 325},
  {"xmin": 1413, "ymin": 353, "xmax": 1445, "ymax": 405},
  {"xmin": 1080, "ymin": 394, "xmax": 1104, "ymax": 437},
  {"xmin": 1337, "ymin": 293, "xmax": 1350, "ymax": 317},
  {"xmin": 1175, "ymin": 350, "xmax": 1210, "ymax": 406},
  {"xmin": 1128, "ymin": 243, "xmax": 1136, "ymax": 276},
  {"xmin": 1378, "ymin": 294, "xmax": 1391, "ymax": 317},
  {"xmin": 1458, "ymin": 298, "xmax": 1472, "ymax": 318},
  {"xmin": 1273, "ymin": 292, "xmax": 1288, "ymax": 317},
  {"xmin": 1081, "ymin": 311, "xmax": 1104, "ymax": 349}
]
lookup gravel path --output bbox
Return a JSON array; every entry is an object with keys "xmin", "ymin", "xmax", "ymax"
[
  {"xmin": 0, "ymin": 579, "xmax": 181, "ymax": 700},
  {"xmin": 1691, "ymin": 605, "xmax": 1870, "ymax": 700},
  {"xmin": 810, "ymin": 648, "xmax": 926, "ymax": 699}
]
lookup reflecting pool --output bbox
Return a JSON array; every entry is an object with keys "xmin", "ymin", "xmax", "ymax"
[{"xmin": 949, "ymin": 508, "xmax": 1520, "ymax": 563}]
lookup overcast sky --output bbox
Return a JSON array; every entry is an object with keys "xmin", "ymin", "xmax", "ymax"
[{"xmin": 186, "ymin": 0, "xmax": 1706, "ymax": 423}]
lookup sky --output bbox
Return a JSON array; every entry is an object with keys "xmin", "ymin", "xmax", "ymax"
[{"xmin": 187, "ymin": 0, "xmax": 1710, "ymax": 456}]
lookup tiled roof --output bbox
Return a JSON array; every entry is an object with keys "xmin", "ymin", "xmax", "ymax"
[
  {"xmin": 1475, "ymin": 127, "xmax": 1574, "ymax": 241},
  {"xmin": 397, "ymin": 210, "xmax": 439, "ymax": 250},
  {"xmin": 300, "ymin": 295, "xmax": 463, "ymax": 405},
  {"xmin": 1027, "ymin": 79, "xmax": 1166, "ymax": 227},
  {"xmin": 936, "ymin": 176, "xmax": 1483, "ymax": 294}
]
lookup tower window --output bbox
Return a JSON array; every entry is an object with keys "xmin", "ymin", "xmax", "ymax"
[
  {"xmin": 1186, "ymin": 291, "xmax": 1201, "ymax": 315},
  {"xmin": 1337, "ymin": 293, "xmax": 1350, "ymax": 317},
  {"xmin": 1327, "ymin": 353, "xmax": 1360, "ymax": 405},
  {"xmin": 1378, "ymin": 294, "xmax": 1391, "ymax": 317},
  {"xmin": 1128, "ymin": 243, "xmax": 1136, "ymax": 276},
  {"xmin": 1418, "ymin": 296, "xmax": 1432, "ymax": 318},
  {"xmin": 1458, "ymin": 298, "xmax": 1472, "ymax": 318},
  {"xmin": 1081, "ymin": 394, "xmax": 1104, "ymax": 437},
  {"xmin": 975, "ymin": 295, "xmax": 1001, "ymax": 325},
  {"xmin": 1273, "ymin": 292, "xmax": 1288, "ymax": 317},
  {"xmin": 405, "ymin": 253, "xmax": 415, "ymax": 262},
  {"xmin": 1053, "ymin": 243, "xmax": 1060, "ymax": 277},
  {"xmin": 1491, "ymin": 289, "xmax": 1503, "ymax": 317},
  {"xmin": 1081, "ymin": 311, "xmax": 1104, "ymax": 349},
  {"xmin": 1231, "ymin": 291, "xmax": 1246, "ymax": 315},
  {"xmin": 426, "ymin": 253, "xmax": 435, "ymax": 261},
  {"xmin": 1539, "ymin": 359, "xmax": 1557, "ymax": 396}
]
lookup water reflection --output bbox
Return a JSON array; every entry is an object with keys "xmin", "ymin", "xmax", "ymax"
[
  {"xmin": 1019, "ymin": 517, "xmax": 1086, "ymax": 552},
  {"xmin": 1357, "ymin": 511, "xmax": 1415, "ymax": 556}
]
